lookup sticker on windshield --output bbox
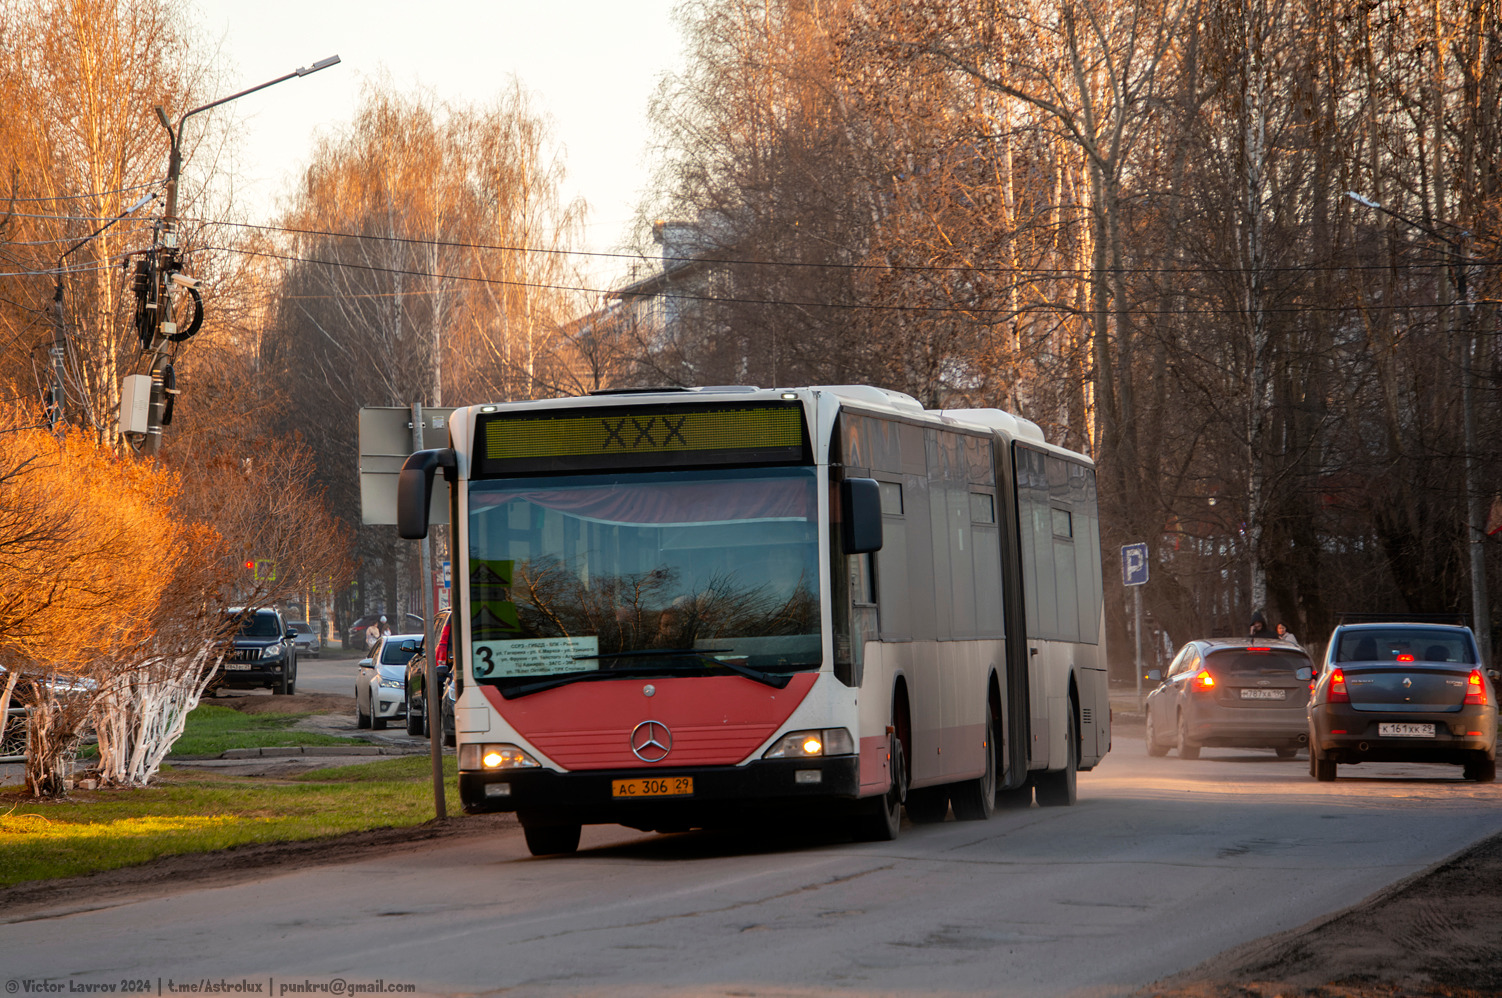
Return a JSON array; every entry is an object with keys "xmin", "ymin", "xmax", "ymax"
[{"xmin": 472, "ymin": 636, "xmax": 600, "ymax": 678}]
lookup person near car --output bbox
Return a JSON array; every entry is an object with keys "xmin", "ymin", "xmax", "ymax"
[
  {"xmin": 365, "ymin": 616, "xmax": 385, "ymax": 651},
  {"xmin": 1276, "ymin": 622, "xmax": 1299, "ymax": 646},
  {"xmin": 1249, "ymin": 611, "xmax": 1267, "ymax": 639}
]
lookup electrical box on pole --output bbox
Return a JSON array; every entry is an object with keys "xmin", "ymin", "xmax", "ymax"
[{"xmin": 119, "ymin": 374, "xmax": 153, "ymax": 437}]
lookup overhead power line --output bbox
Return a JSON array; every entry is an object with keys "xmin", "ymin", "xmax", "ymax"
[
  {"xmin": 193, "ymin": 215, "xmax": 1488, "ymax": 278},
  {"xmin": 207, "ymin": 243, "xmax": 1497, "ymax": 318},
  {"xmin": 0, "ymin": 180, "xmax": 163, "ymax": 203}
]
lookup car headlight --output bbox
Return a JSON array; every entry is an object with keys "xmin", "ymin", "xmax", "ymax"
[
  {"xmin": 379, "ymin": 678, "xmax": 404, "ymax": 689},
  {"xmin": 459, "ymin": 743, "xmax": 541, "ymax": 771},
  {"xmin": 762, "ymin": 727, "xmax": 855, "ymax": 759},
  {"xmin": 261, "ymin": 642, "xmax": 285, "ymax": 659}
]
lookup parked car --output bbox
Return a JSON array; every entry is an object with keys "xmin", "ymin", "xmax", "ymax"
[
  {"xmin": 287, "ymin": 620, "xmax": 321, "ymax": 658},
  {"xmin": 403, "ymin": 608, "xmax": 451, "ymax": 737},
  {"xmin": 214, "ymin": 607, "xmax": 298, "ymax": 695},
  {"xmin": 355, "ymin": 632, "xmax": 423, "ymax": 730},
  {"xmin": 346, "ymin": 614, "xmax": 387, "ymax": 651},
  {"xmin": 1308, "ymin": 622, "xmax": 1498, "ymax": 782},
  {"xmin": 1144, "ymin": 638, "xmax": 1314, "ymax": 759},
  {"xmin": 439, "ymin": 670, "xmax": 456, "ymax": 747}
]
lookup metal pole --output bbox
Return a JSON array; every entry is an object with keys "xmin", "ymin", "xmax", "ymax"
[
  {"xmin": 1133, "ymin": 586, "xmax": 1143, "ymax": 709},
  {"xmin": 1457, "ymin": 258, "xmax": 1492, "ymax": 666},
  {"xmin": 413, "ymin": 403, "xmax": 446, "ymax": 821}
]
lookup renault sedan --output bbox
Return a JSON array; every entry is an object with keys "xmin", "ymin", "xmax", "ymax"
[{"xmin": 1308, "ymin": 623, "xmax": 1497, "ymax": 782}]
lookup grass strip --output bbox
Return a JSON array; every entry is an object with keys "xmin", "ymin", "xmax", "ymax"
[
  {"xmin": 0, "ymin": 758, "xmax": 461, "ymax": 887},
  {"xmin": 169, "ymin": 704, "xmax": 357, "ymax": 756}
]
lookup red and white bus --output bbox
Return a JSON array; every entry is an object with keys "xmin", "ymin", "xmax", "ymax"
[{"xmin": 398, "ymin": 385, "xmax": 1108, "ymax": 855}]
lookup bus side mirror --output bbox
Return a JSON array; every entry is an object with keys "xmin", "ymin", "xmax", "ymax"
[
  {"xmin": 841, "ymin": 478, "xmax": 883, "ymax": 554},
  {"xmin": 398, "ymin": 448, "xmax": 456, "ymax": 540}
]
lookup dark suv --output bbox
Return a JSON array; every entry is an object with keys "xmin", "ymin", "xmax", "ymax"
[{"xmin": 215, "ymin": 608, "xmax": 299, "ymax": 695}]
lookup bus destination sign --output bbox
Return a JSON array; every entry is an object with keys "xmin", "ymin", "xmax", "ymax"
[{"xmin": 474, "ymin": 401, "xmax": 808, "ymax": 475}]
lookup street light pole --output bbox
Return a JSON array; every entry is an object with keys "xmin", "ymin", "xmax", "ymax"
[
  {"xmin": 131, "ymin": 55, "xmax": 341, "ymax": 455},
  {"xmin": 1347, "ymin": 191, "xmax": 1491, "ymax": 664}
]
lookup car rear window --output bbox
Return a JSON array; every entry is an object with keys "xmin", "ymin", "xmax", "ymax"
[
  {"xmin": 1204, "ymin": 648, "xmax": 1311, "ymax": 674},
  {"xmin": 1335, "ymin": 629, "xmax": 1475, "ymax": 664}
]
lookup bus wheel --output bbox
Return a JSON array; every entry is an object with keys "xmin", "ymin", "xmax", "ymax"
[
  {"xmin": 852, "ymin": 730, "xmax": 905, "ymax": 842},
  {"xmin": 1034, "ymin": 703, "xmax": 1078, "ymax": 807},
  {"xmin": 522, "ymin": 818, "xmax": 582, "ymax": 856},
  {"xmin": 951, "ymin": 710, "xmax": 997, "ymax": 821}
]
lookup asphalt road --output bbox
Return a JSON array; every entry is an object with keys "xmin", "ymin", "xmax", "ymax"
[
  {"xmin": 294, "ymin": 644, "xmax": 370, "ymax": 696},
  {"xmin": 4, "ymin": 735, "xmax": 1499, "ymax": 997}
]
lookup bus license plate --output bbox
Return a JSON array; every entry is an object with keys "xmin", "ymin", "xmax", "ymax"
[
  {"xmin": 612, "ymin": 777, "xmax": 693, "ymax": 798},
  {"xmin": 1240, "ymin": 688, "xmax": 1286, "ymax": 700},
  {"xmin": 1378, "ymin": 722, "xmax": 1435, "ymax": 738}
]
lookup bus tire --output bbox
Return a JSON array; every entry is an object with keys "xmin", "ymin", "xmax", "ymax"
[
  {"xmin": 852, "ymin": 730, "xmax": 904, "ymax": 842},
  {"xmin": 905, "ymin": 786, "xmax": 948, "ymax": 823},
  {"xmin": 951, "ymin": 710, "xmax": 997, "ymax": 821},
  {"xmin": 1034, "ymin": 703, "xmax": 1078, "ymax": 807},
  {"xmin": 522, "ymin": 818, "xmax": 581, "ymax": 856}
]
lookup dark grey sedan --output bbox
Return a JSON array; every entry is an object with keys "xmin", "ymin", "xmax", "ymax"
[
  {"xmin": 1308, "ymin": 623, "xmax": 1497, "ymax": 782},
  {"xmin": 1145, "ymin": 639, "xmax": 1314, "ymax": 759}
]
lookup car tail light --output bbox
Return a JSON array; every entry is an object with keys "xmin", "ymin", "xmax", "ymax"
[
  {"xmin": 1464, "ymin": 669, "xmax": 1488, "ymax": 706},
  {"xmin": 1193, "ymin": 670, "xmax": 1215, "ymax": 690},
  {"xmin": 1329, "ymin": 668, "xmax": 1350, "ymax": 703}
]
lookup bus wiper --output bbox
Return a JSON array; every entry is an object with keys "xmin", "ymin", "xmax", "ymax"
[
  {"xmin": 498, "ymin": 669, "xmax": 619, "ymax": 700},
  {"xmin": 574, "ymin": 648, "xmax": 792, "ymax": 689}
]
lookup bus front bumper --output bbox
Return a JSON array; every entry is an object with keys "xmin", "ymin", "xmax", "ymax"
[{"xmin": 458, "ymin": 756, "xmax": 863, "ymax": 828}]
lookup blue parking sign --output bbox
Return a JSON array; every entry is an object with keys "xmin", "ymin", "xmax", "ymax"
[{"xmin": 1121, "ymin": 543, "xmax": 1149, "ymax": 586}]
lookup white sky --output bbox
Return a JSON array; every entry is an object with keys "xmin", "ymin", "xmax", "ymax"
[{"xmin": 193, "ymin": 0, "xmax": 684, "ymax": 289}]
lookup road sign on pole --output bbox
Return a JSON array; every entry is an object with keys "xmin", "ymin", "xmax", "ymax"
[
  {"xmin": 1122, "ymin": 542, "xmax": 1149, "ymax": 709},
  {"xmin": 1122, "ymin": 542, "xmax": 1149, "ymax": 587}
]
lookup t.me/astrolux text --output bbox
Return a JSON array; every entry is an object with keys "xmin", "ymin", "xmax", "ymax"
[{"xmin": 5, "ymin": 982, "xmax": 417, "ymax": 997}]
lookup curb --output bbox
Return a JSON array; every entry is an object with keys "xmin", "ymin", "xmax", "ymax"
[{"xmin": 220, "ymin": 745, "xmax": 419, "ymax": 759}]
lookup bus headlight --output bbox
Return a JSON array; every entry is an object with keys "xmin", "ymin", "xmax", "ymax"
[
  {"xmin": 762, "ymin": 728, "xmax": 855, "ymax": 759},
  {"xmin": 460, "ymin": 743, "xmax": 541, "ymax": 771}
]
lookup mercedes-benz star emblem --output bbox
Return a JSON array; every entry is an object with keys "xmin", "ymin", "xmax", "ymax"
[{"xmin": 630, "ymin": 720, "xmax": 672, "ymax": 763}]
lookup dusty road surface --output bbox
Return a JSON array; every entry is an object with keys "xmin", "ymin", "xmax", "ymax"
[{"xmin": 3, "ymin": 732, "xmax": 1500, "ymax": 997}]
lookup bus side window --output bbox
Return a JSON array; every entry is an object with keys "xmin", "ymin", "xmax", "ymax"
[{"xmin": 850, "ymin": 553, "xmax": 876, "ymax": 606}]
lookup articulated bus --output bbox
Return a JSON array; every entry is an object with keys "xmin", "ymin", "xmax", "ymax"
[{"xmin": 398, "ymin": 385, "xmax": 1108, "ymax": 855}]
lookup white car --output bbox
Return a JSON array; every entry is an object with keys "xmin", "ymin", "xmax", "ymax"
[{"xmin": 355, "ymin": 633, "xmax": 423, "ymax": 730}]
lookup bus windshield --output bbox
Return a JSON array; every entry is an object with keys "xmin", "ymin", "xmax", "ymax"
[{"xmin": 467, "ymin": 467, "xmax": 821, "ymax": 687}]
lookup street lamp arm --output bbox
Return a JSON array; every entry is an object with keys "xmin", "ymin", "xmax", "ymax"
[
  {"xmin": 175, "ymin": 55, "xmax": 341, "ymax": 132},
  {"xmin": 1346, "ymin": 190, "xmax": 1467, "ymax": 248}
]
